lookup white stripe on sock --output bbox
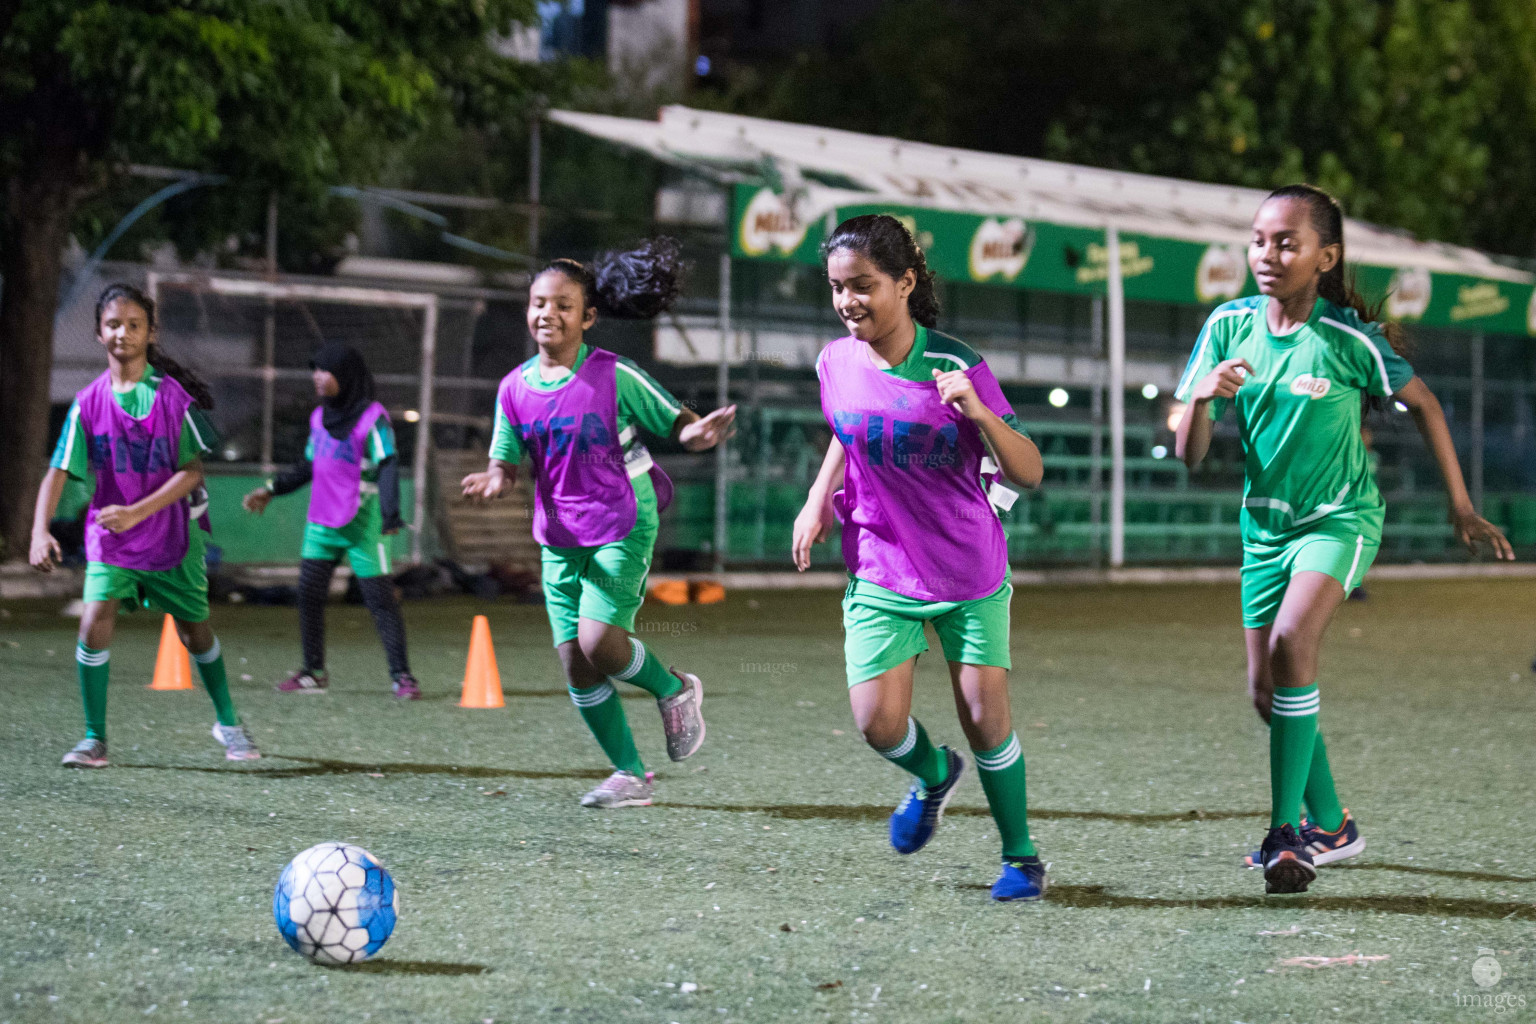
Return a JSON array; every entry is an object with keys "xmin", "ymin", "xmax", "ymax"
[
  {"xmin": 569, "ymin": 683, "xmax": 616, "ymax": 707},
  {"xmin": 613, "ymin": 638, "xmax": 647, "ymax": 680},
  {"xmin": 76, "ymin": 645, "xmax": 109, "ymax": 666},
  {"xmin": 974, "ymin": 733, "xmax": 1022, "ymax": 771},
  {"xmin": 878, "ymin": 718, "xmax": 919, "ymax": 760},
  {"xmin": 191, "ymin": 636, "xmax": 222, "ymax": 664}
]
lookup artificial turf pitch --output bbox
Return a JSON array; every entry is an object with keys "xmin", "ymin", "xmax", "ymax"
[{"xmin": 2, "ymin": 579, "xmax": 1533, "ymax": 1023}]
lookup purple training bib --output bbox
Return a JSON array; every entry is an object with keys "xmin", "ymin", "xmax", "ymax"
[
  {"xmin": 497, "ymin": 348, "xmax": 672, "ymax": 548},
  {"xmin": 307, "ymin": 402, "xmax": 387, "ymax": 528},
  {"xmin": 77, "ymin": 371, "xmax": 195, "ymax": 571},
  {"xmin": 817, "ymin": 335, "xmax": 1011, "ymax": 602}
]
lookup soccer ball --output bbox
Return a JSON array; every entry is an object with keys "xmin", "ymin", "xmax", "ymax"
[{"xmin": 272, "ymin": 842, "xmax": 398, "ymax": 965}]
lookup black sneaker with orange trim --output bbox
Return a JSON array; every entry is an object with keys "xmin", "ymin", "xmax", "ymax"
[
  {"xmin": 1244, "ymin": 810, "xmax": 1363, "ymax": 868},
  {"xmin": 1260, "ymin": 823, "xmax": 1317, "ymax": 894}
]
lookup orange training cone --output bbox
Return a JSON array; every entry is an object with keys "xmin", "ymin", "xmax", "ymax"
[
  {"xmin": 459, "ymin": 615, "xmax": 505, "ymax": 708},
  {"xmin": 148, "ymin": 614, "xmax": 194, "ymax": 690},
  {"xmin": 690, "ymin": 580, "xmax": 726, "ymax": 605},
  {"xmin": 647, "ymin": 579, "xmax": 690, "ymax": 606}
]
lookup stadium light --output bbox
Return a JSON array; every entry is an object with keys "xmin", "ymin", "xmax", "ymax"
[
  {"xmin": 1151, "ymin": 445, "xmax": 1168, "ymax": 459},
  {"xmin": 1047, "ymin": 388, "xmax": 1070, "ymax": 408},
  {"xmin": 1142, "ymin": 383, "xmax": 1159, "ymax": 400},
  {"xmin": 403, "ymin": 409, "xmax": 422, "ymax": 423}
]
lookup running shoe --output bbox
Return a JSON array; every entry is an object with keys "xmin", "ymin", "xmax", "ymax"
[
  {"xmin": 212, "ymin": 723, "xmax": 262, "ymax": 761},
  {"xmin": 991, "ymin": 856, "xmax": 1048, "ymax": 902},
  {"xmin": 889, "ymin": 747, "xmax": 965, "ymax": 855},
  {"xmin": 658, "ymin": 669, "xmax": 705, "ymax": 761},
  {"xmin": 391, "ymin": 674, "xmax": 422, "ymax": 701},
  {"xmin": 1244, "ymin": 811, "xmax": 1363, "ymax": 868},
  {"xmin": 579, "ymin": 770, "xmax": 655, "ymax": 809},
  {"xmin": 62, "ymin": 738, "xmax": 108, "ymax": 768},
  {"xmin": 275, "ymin": 670, "xmax": 327, "ymax": 694},
  {"xmin": 1260, "ymin": 823, "xmax": 1316, "ymax": 894}
]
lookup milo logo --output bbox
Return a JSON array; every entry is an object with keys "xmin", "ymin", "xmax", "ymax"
[
  {"xmin": 968, "ymin": 218, "xmax": 1033, "ymax": 282},
  {"xmin": 1290, "ymin": 374, "xmax": 1332, "ymax": 398},
  {"xmin": 1196, "ymin": 244, "xmax": 1246, "ymax": 302},
  {"xmin": 738, "ymin": 188, "xmax": 809, "ymax": 257},
  {"xmin": 1387, "ymin": 266, "xmax": 1432, "ymax": 320}
]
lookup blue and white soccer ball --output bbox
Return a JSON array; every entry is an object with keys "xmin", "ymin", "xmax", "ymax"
[{"xmin": 272, "ymin": 842, "xmax": 398, "ymax": 965}]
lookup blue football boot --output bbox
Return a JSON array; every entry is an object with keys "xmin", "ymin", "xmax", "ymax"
[{"xmin": 888, "ymin": 747, "xmax": 965, "ymax": 855}]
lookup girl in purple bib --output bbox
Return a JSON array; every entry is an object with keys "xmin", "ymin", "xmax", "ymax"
[
  {"xmin": 792, "ymin": 216, "xmax": 1049, "ymax": 901},
  {"xmin": 242, "ymin": 343, "xmax": 418, "ymax": 699},
  {"xmin": 31, "ymin": 284, "xmax": 260, "ymax": 767},
  {"xmin": 463, "ymin": 239, "xmax": 736, "ymax": 809}
]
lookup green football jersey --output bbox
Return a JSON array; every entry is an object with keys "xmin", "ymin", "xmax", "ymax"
[
  {"xmin": 879, "ymin": 324, "xmax": 1030, "ymax": 439},
  {"xmin": 1174, "ymin": 295, "xmax": 1415, "ymax": 545}
]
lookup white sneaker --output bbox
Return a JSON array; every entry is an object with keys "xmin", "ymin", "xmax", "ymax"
[
  {"xmin": 579, "ymin": 770, "xmax": 654, "ymax": 808},
  {"xmin": 212, "ymin": 722, "xmax": 261, "ymax": 761},
  {"xmin": 658, "ymin": 669, "xmax": 705, "ymax": 761}
]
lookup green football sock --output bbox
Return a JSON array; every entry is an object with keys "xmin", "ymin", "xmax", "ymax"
[
  {"xmin": 569, "ymin": 684, "xmax": 645, "ymax": 776},
  {"xmin": 1270, "ymin": 685, "xmax": 1320, "ymax": 829},
  {"xmin": 875, "ymin": 717, "xmax": 949, "ymax": 789},
  {"xmin": 974, "ymin": 732, "xmax": 1037, "ymax": 859},
  {"xmin": 1302, "ymin": 731, "xmax": 1346, "ymax": 833},
  {"xmin": 76, "ymin": 643, "xmax": 110, "ymax": 741},
  {"xmin": 190, "ymin": 637, "xmax": 240, "ymax": 728},
  {"xmin": 610, "ymin": 638, "xmax": 683, "ymax": 699}
]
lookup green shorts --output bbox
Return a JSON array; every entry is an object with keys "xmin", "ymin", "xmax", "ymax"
[
  {"xmin": 1241, "ymin": 522, "xmax": 1380, "ymax": 629},
  {"xmin": 301, "ymin": 506, "xmax": 392, "ymax": 579},
  {"xmin": 83, "ymin": 529, "xmax": 210, "ymax": 623},
  {"xmin": 842, "ymin": 576, "xmax": 1013, "ymax": 686},
  {"xmin": 540, "ymin": 524, "xmax": 657, "ymax": 647}
]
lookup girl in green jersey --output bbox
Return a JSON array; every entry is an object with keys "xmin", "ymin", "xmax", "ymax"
[{"xmin": 1175, "ymin": 184, "xmax": 1513, "ymax": 894}]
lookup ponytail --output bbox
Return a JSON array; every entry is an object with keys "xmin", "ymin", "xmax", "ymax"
[
  {"xmin": 821, "ymin": 214, "xmax": 940, "ymax": 328},
  {"xmin": 95, "ymin": 283, "xmax": 214, "ymax": 410},
  {"xmin": 537, "ymin": 237, "xmax": 686, "ymax": 321},
  {"xmin": 1265, "ymin": 185, "xmax": 1409, "ymax": 360}
]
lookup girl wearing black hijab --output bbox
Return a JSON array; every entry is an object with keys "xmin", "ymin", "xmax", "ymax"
[{"xmin": 243, "ymin": 343, "xmax": 420, "ymax": 699}]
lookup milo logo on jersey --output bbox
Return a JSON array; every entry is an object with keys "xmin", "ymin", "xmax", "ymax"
[
  {"xmin": 968, "ymin": 218, "xmax": 1033, "ymax": 282},
  {"xmin": 517, "ymin": 414, "xmax": 615, "ymax": 458},
  {"xmin": 88, "ymin": 434, "xmax": 176, "ymax": 474},
  {"xmin": 831, "ymin": 411, "xmax": 960, "ymax": 470},
  {"xmin": 1289, "ymin": 374, "xmax": 1333, "ymax": 399}
]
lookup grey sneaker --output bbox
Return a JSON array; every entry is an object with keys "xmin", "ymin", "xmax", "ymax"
[
  {"xmin": 579, "ymin": 770, "xmax": 654, "ymax": 809},
  {"xmin": 658, "ymin": 669, "xmax": 705, "ymax": 761},
  {"xmin": 211, "ymin": 723, "xmax": 262, "ymax": 761},
  {"xmin": 62, "ymin": 738, "xmax": 108, "ymax": 768}
]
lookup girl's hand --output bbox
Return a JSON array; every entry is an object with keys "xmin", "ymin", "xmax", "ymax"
[
  {"xmin": 932, "ymin": 369, "xmax": 988, "ymax": 421},
  {"xmin": 1451, "ymin": 506, "xmax": 1516, "ymax": 560},
  {"xmin": 679, "ymin": 405, "xmax": 738, "ymax": 452},
  {"xmin": 1192, "ymin": 358, "xmax": 1254, "ymax": 402},
  {"xmin": 30, "ymin": 530, "xmax": 62, "ymax": 572},
  {"xmin": 242, "ymin": 487, "xmax": 272, "ymax": 514},
  {"xmin": 461, "ymin": 466, "xmax": 510, "ymax": 502},
  {"xmin": 791, "ymin": 498, "xmax": 835, "ymax": 572},
  {"xmin": 95, "ymin": 504, "xmax": 145, "ymax": 534}
]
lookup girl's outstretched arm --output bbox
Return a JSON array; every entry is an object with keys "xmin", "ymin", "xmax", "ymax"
[
  {"xmin": 1394, "ymin": 377, "xmax": 1514, "ymax": 560},
  {"xmin": 792, "ymin": 441, "xmax": 846, "ymax": 571},
  {"xmin": 30, "ymin": 467, "xmax": 69, "ymax": 570}
]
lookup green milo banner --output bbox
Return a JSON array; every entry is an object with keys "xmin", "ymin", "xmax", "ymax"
[{"xmin": 731, "ymin": 185, "xmax": 1536, "ymax": 334}]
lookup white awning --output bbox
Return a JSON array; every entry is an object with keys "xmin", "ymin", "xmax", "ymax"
[{"xmin": 550, "ymin": 106, "xmax": 1532, "ymax": 285}]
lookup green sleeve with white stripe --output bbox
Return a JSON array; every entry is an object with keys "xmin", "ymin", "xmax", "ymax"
[
  {"xmin": 177, "ymin": 407, "xmax": 220, "ymax": 468},
  {"xmin": 489, "ymin": 404, "xmax": 525, "ymax": 463},
  {"xmin": 1358, "ymin": 323, "xmax": 1415, "ymax": 397},
  {"xmin": 368, "ymin": 419, "xmax": 397, "ymax": 462},
  {"xmin": 1175, "ymin": 306, "xmax": 1237, "ymax": 419},
  {"xmin": 50, "ymin": 400, "xmax": 89, "ymax": 480},
  {"xmin": 615, "ymin": 357, "xmax": 683, "ymax": 438}
]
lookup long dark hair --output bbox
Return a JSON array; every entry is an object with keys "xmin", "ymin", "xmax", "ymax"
[
  {"xmin": 94, "ymin": 283, "xmax": 214, "ymax": 410},
  {"xmin": 820, "ymin": 214, "xmax": 940, "ymax": 328},
  {"xmin": 1263, "ymin": 184, "xmax": 1408, "ymax": 359},
  {"xmin": 538, "ymin": 237, "xmax": 686, "ymax": 320}
]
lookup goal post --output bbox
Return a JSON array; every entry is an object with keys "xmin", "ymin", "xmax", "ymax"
[{"xmin": 146, "ymin": 272, "xmax": 440, "ymax": 564}]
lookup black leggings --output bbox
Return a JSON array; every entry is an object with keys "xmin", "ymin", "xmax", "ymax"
[{"xmin": 298, "ymin": 558, "xmax": 411, "ymax": 679}]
